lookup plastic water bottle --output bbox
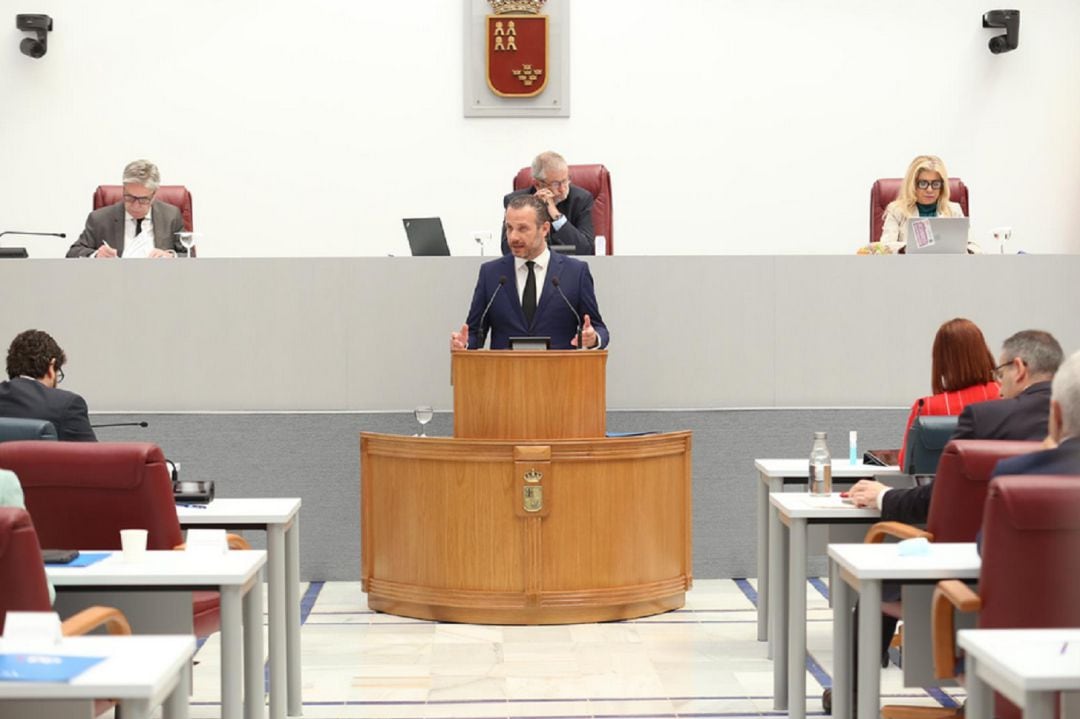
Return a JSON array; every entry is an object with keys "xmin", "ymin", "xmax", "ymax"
[{"xmin": 809, "ymin": 432, "xmax": 832, "ymax": 495}]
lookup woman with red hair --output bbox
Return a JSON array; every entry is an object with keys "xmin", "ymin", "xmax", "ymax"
[{"xmin": 898, "ymin": 318, "xmax": 1000, "ymax": 468}]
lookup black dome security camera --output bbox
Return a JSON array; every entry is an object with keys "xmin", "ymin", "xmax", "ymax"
[
  {"xmin": 16, "ymin": 14, "xmax": 53, "ymax": 59},
  {"xmin": 983, "ymin": 9, "xmax": 1019, "ymax": 54}
]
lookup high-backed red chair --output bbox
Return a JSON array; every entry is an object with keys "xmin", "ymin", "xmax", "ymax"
[
  {"xmin": 867, "ymin": 439, "xmax": 1040, "ymax": 544},
  {"xmin": 0, "ymin": 506, "xmax": 132, "ymax": 717},
  {"xmin": 93, "ymin": 184, "xmax": 195, "ymax": 256},
  {"xmin": 869, "ymin": 177, "xmax": 970, "ymax": 244},
  {"xmin": 0, "ymin": 441, "xmax": 222, "ymax": 636},
  {"xmin": 931, "ymin": 476, "xmax": 1080, "ymax": 719},
  {"xmin": 513, "ymin": 164, "xmax": 613, "ymax": 254}
]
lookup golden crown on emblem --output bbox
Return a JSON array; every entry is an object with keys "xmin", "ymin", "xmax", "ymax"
[
  {"xmin": 488, "ymin": 0, "xmax": 547, "ymax": 15},
  {"xmin": 524, "ymin": 468, "xmax": 543, "ymax": 483}
]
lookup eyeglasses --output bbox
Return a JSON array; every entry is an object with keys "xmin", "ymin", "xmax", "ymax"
[
  {"xmin": 993, "ymin": 359, "xmax": 1018, "ymax": 381},
  {"xmin": 55, "ymin": 366, "xmax": 64, "ymax": 384},
  {"xmin": 540, "ymin": 178, "xmax": 571, "ymax": 190},
  {"xmin": 123, "ymin": 193, "xmax": 154, "ymax": 206},
  {"xmin": 916, "ymin": 180, "xmax": 944, "ymax": 191}
]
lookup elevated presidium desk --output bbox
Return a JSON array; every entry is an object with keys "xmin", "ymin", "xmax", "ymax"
[{"xmin": 361, "ymin": 350, "xmax": 693, "ymax": 624}]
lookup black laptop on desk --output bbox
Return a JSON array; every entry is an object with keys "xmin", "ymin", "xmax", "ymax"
[{"xmin": 403, "ymin": 218, "xmax": 450, "ymax": 256}]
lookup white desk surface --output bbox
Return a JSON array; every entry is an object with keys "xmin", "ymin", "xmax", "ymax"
[
  {"xmin": 755, "ymin": 458, "xmax": 901, "ymax": 478},
  {"xmin": 959, "ymin": 629, "xmax": 1080, "ymax": 693},
  {"xmin": 46, "ymin": 550, "xmax": 266, "ymax": 587},
  {"xmin": 175, "ymin": 497, "xmax": 301, "ymax": 524},
  {"xmin": 769, "ymin": 492, "xmax": 881, "ymax": 519},
  {"xmin": 828, "ymin": 542, "xmax": 981, "ymax": 580},
  {"xmin": 0, "ymin": 635, "xmax": 194, "ymax": 699}
]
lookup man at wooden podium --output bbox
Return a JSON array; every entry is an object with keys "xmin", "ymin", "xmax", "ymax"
[{"xmin": 451, "ymin": 195, "xmax": 608, "ymax": 350}]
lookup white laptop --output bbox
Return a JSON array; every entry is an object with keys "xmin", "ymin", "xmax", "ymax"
[{"xmin": 904, "ymin": 217, "xmax": 969, "ymax": 254}]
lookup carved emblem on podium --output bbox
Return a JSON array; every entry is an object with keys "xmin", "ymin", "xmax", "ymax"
[
  {"xmin": 523, "ymin": 467, "xmax": 543, "ymax": 512},
  {"xmin": 486, "ymin": 0, "xmax": 548, "ymax": 97}
]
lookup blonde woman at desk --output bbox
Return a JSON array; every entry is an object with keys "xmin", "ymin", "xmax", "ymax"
[{"xmin": 880, "ymin": 154, "xmax": 980, "ymax": 253}]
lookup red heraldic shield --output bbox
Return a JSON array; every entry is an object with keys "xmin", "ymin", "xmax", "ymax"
[{"xmin": 486, "ymin": 15, "xmax": 548, "ymax": 97}]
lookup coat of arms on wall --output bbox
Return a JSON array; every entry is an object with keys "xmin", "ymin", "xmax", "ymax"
[{"xmin": 486, "ymin": 0, "xmax": 548, "ymax": 97}]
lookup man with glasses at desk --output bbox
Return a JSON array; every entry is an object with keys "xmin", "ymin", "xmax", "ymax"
[
  {"xmin": 66, "ymin": 159, "xmax": 186, "ymax": 259},
  {"xmin": 500, "ymin": 150, "xmax": 595, "ymax": 255}
]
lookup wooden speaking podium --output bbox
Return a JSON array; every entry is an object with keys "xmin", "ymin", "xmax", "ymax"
[{"xmin": 361, "ymin": 350, "xmax": 692, "ymax": 624}]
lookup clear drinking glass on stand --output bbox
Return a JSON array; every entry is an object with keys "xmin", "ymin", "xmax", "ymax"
[
  {"xmin": 414, "ymin": 405, "xmax": 434, "ymax": 437},
  {"xmin": 176, "ymin": 232, "xmax": 199, "ymax": 258}
]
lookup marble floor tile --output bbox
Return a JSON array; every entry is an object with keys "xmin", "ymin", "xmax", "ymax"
[{"xmin": 176, "ymin": 578, "xmax": 966, "ymax": 719}]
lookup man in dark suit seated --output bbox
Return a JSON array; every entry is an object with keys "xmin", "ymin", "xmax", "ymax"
[
  {"xmin": 500, "ymin": 151, "xmax": 595, "ymax": 256},
  {"xmin": 847, "ymin": 329, "xmax": 1063, "ymax": 523},
  {"xmin": 992, "ymin": 348, "xmax": 1080, "ymax": 478},
  {"xmin": 0, "ymin": 330, "xmax": 96, "ymax": 442},
  {"xmin": 66, "ymin": 159, "xmax": 187, "ymax": 259},
  {"xmin": 452, "ymin": 194, "xmax": 608, "ymax": 351}
]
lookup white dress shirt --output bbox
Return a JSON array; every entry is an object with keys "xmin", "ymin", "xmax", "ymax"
[{"xmin": 514, "ymin": 247, "xmax": 550, "ymax": 306}]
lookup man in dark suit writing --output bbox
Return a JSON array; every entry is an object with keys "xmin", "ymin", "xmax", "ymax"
[
  {"xmin": 66, "ymin": 159, "xmax": 186, "ymax": 259},
  {"xmin": 452, "ymin": 195, "xmax": 608, "ymax": 351},
  {"xmin": 0, "ymin": 330, "xmax": 96, "ymax": 442},
  {"xmin": 500, "ymin": 151, "xmax": 595, "ymax": 256}
]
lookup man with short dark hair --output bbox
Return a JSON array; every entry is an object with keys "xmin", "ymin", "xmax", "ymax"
[
  {"xmin": 0, "ymin": 330, "xmax": 96, "ymax": 441},
  {"xmin": 453, "ymin": 194, "xmax": 608, "ymax": 351},
  {"xmin": 500, "ymin": 151, "xmax": 595, "ymax": 256},
  {"xmin": 66, "ymin": 159, "xmax": 187, "ymax": 259}
]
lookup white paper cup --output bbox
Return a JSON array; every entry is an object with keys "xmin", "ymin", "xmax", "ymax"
[{"xmin": 120, "ymin": 528, "xmax": 148, "ymax": 563}]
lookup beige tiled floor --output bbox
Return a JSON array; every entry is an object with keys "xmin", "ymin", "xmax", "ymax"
[{"xmin": 182, "ymin": 579, "xmax": 962, "ymax": 718}]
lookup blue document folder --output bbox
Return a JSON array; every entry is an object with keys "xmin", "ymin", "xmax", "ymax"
[{"xmin": 0, "ymin": 653, "xmax": 105, "ymax": 682}]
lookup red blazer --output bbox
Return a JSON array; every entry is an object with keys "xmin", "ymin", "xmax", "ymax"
[{"xmin": 898, "ymin": 380, "xmax": 1001, "ymax": 468}]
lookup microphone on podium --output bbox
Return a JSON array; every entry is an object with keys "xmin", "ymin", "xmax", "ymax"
[
  {"xmin": 550, "ymin": 276, "xmax": 583, "ymax": 349},
  {"xmin": 477, "ymin": 275, "xmax": 507, "ymax": 348},
  {"xmin": 91, "ymin": 421, "xmax": 149, "ymax": 429}
]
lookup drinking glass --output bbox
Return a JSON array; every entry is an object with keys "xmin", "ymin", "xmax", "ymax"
[
  {"xmin": 176, "ymin": 232, "xmax": 199, "ymax": 258},
  {"xmin": 414, "ymin": 405, "xmax": 434, "ymax": 437}
]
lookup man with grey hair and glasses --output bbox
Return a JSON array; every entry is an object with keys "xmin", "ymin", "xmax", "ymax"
[
  {"xmin": 848, "ymin": 329, "xmax": 1064, "ymax": 520},
  {"xmin": 67, "ymin": 159, "xmax": 187, "ymax": 259},
  {"xmin": 991, "ymin": 347, "xmax": 1080, "ymax": 476},
  {"xmin": 500, "ymin": 150, "xmax": 595, "ymax": 256}
]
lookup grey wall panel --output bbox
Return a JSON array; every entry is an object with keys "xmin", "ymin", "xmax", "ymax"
[
  {"xmin": 2, "ymin": 256, "xmax": 1077, "ymax": 412},
  {"xmin": 91, "ymin": 408, "xmax": 906, "ymax": 582}
]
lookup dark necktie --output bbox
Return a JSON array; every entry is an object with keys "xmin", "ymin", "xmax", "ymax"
[
  {"xmin": 522, "ymin": 260, "xmax": 537, "ymax": 326},
  {"xmin": 134, "ymin": 218, "xmax": 144, "ymax": 237}
]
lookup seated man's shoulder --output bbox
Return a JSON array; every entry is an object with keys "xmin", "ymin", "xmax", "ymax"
[
  {"xmin": 569, "ymin": 184, "xmax": 594, "ymax": 202},
  {"xmin": 503, "ymin": 187, "xmax": 534, "ymax": 207}
]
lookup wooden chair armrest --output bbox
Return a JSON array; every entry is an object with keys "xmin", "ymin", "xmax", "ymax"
[
  {"xmin": 227, "ymin": 533, "xmax": 251, "ymax": 550},
  {"xmin": 931, "ymin": 580, "xmax": 982, "ymax": 679},
  {"xmin": 173, "ymin": 533, "xmax": 251, "ymax": 551},
  {"xmin": 61, "ymin": 606, "xmax": 132, "ymax": 636},
  {"xmin": 864, "ymin": 521, "xmax": 934, "ymax": 543}
]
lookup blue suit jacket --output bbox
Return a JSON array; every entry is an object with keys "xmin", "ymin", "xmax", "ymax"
[
  {"xmin": 465, "ymin": 252, "xmax": 608, "ymax": 350},
  {"xmin": 991, "ymin": 436, "xmax": 1080, "ymax": 478}
]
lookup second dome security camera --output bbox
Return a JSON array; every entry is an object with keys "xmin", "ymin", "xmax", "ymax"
[
  {"xmin": 982, "ymin": 9, "xmax": 1019, "ymax": 54},
  {"xmin": 16, "ymin": 13, "xmax": 53, "ymax": 58}
]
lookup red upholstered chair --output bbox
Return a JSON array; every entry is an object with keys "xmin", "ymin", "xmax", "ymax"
[
  {"xmin": 93, "ymin": 184, "xmax": 195, "ymax": 256},
  {"xmin": 513, "ymin": 164, "xmax": 614, "ymax": 254},
  {"xmin": 866, "ymin": 439, "xmax": 1040, "ymax": 544},
  {"xmin": 0, "ymin": 441, "xmax": 226, "ymax": 636},
  {"xmin": 869, "ymin": 178, "xmax": 970, "ymax": 244},
  {"xmin": 0, "ymin": 506, "xmax": 132, "ymax": 717},
  {"xmin": 931, "ymin": 476, "xmax": 1080, "ymax": 719}
]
